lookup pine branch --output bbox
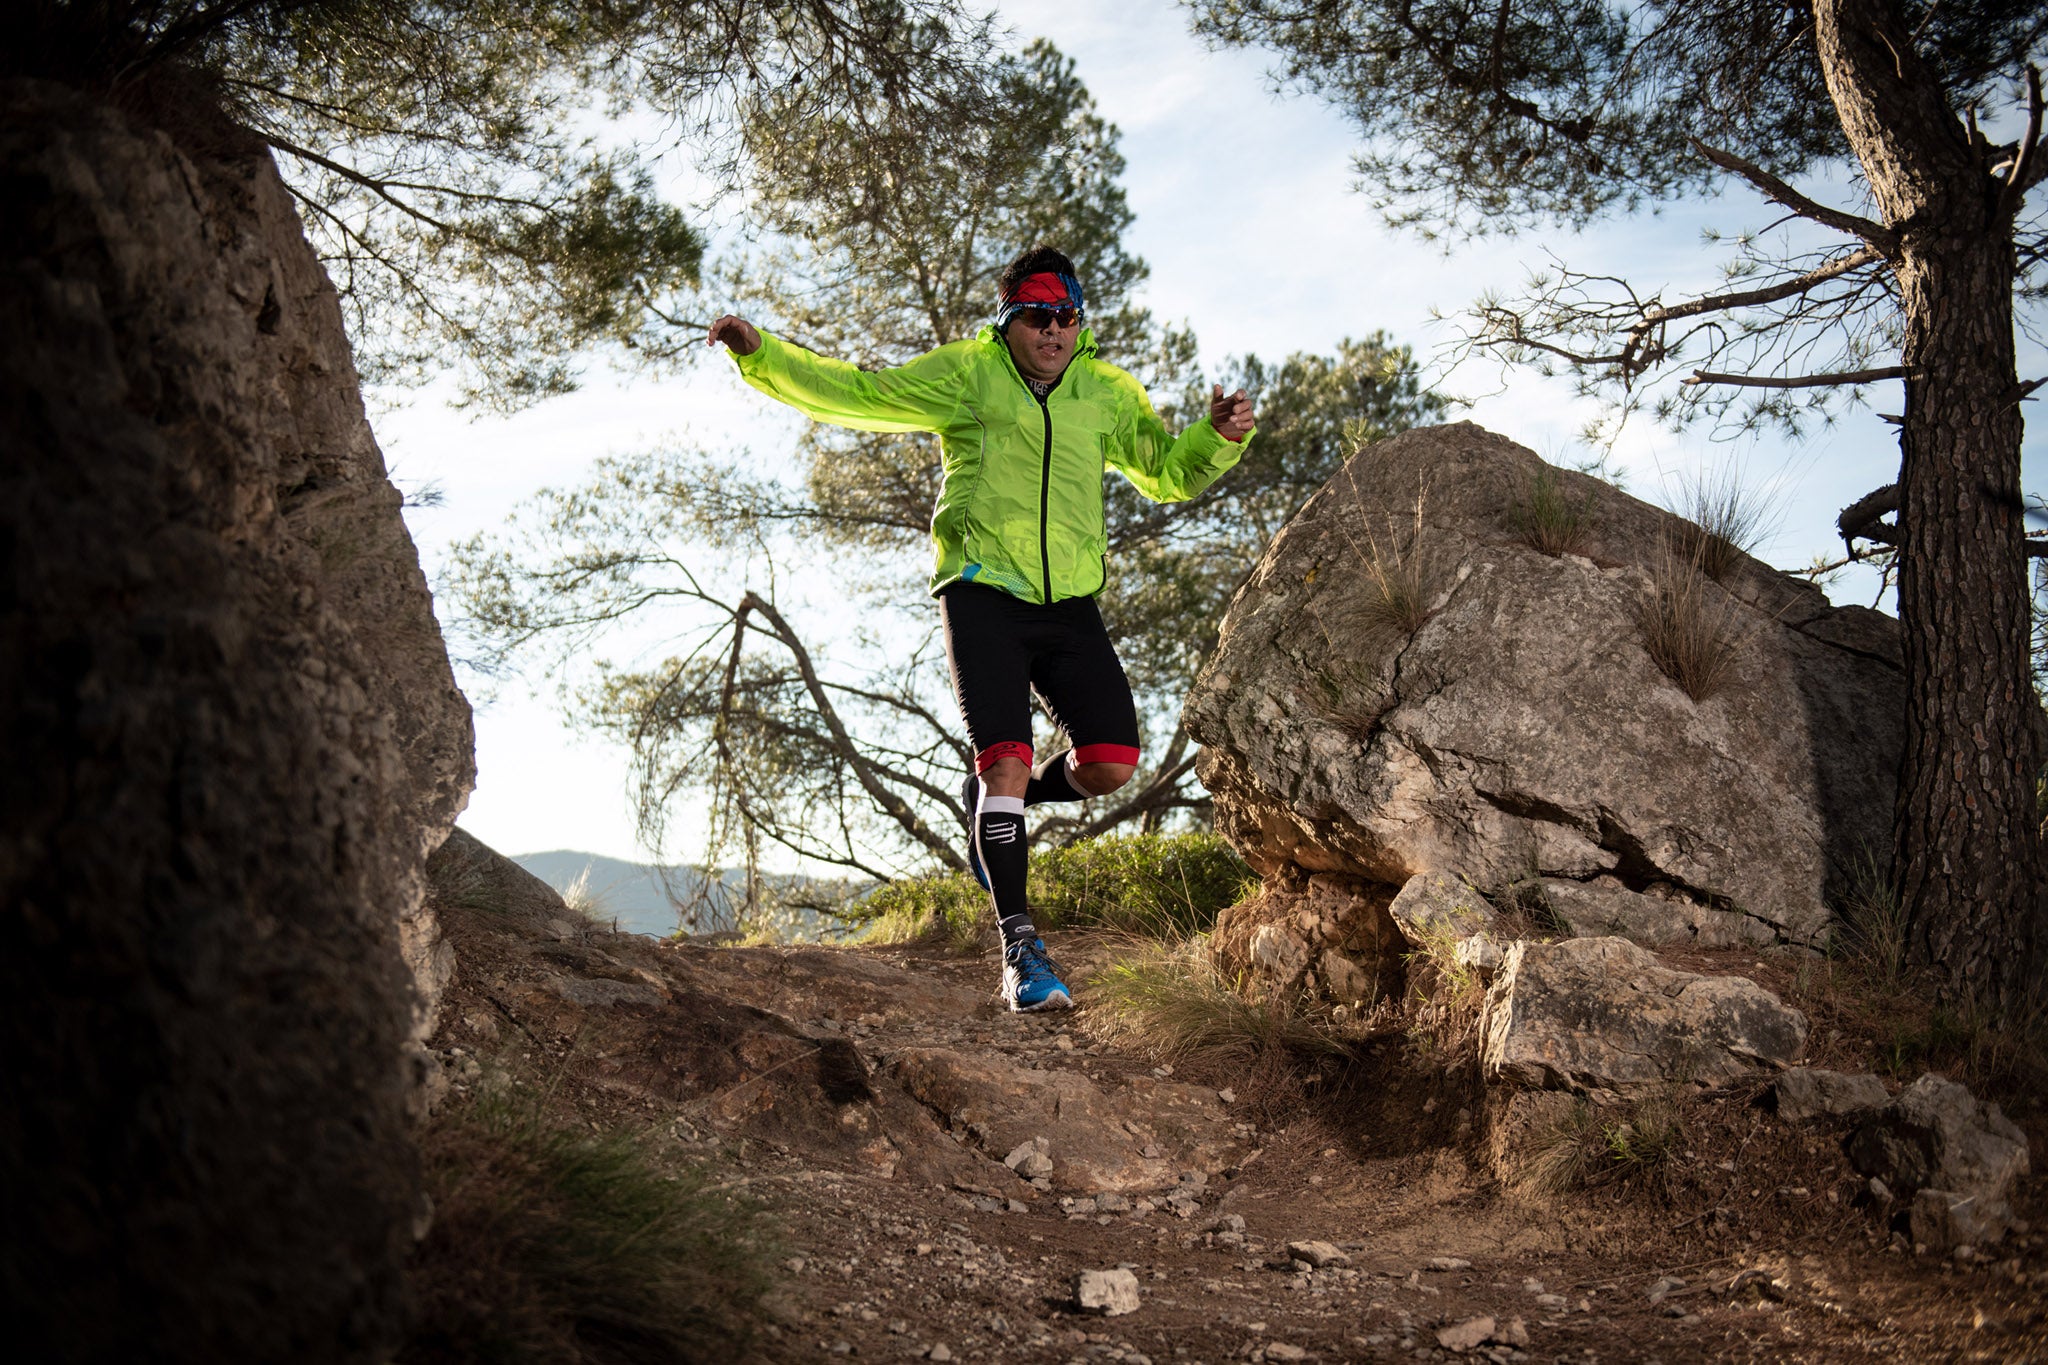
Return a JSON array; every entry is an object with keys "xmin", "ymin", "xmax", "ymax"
[
  {"xmin": 1692, "ymin": 140, "xmax": 1897, "ymax": 250},
  {"xmin": 1682, "ymin": 366, "xmax": 1906, "ymax": 389}
]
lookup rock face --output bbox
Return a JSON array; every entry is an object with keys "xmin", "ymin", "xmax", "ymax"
[
  {"xmin": 1184, "ymin": 422, "xmax": 1904, "ymax": 949},
  {"xmin": 1480, "ymin": 938, "xmax": 1809, "ymax": 1097},
  {"xmin": 1, "ymin": 81, "xmax": 471, "ymax": 1361},
  {"xmin": 1207, "ymin": 873, "xmax": 1404, "ymax": 1006},
  {"xmin": 1774, "ymin": 1067, "xmax": 1890, "ymax": 1122},
  {"xmin": 1847, "ymin": 1074, "xmax": 2030, "ymax": 1244}
]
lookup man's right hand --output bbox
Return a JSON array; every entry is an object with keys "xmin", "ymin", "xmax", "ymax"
[{"xmin": 707, "ymin": 315, "xmax": 761, "ymax": 356}]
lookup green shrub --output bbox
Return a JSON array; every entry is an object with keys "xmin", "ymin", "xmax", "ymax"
[
  {"xmin": 403, "ymin": 1096, "xmax": 776, "ymax": 1364},
  {"xmin": 1030, "ymin": 831, "xmax": 1255, "ymax": 938},
  {"xmin": 848, "ymin": 831, "xmax": 1254, "ymax": 949},
  {"xmin": 850, "ymin": 871, "xmax": 988, "ymax": 950}
]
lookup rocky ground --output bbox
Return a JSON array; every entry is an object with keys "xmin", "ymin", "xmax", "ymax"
[{"xmin": 415, "ymin": 832, "xmax": 2046, "ymax": 1364}]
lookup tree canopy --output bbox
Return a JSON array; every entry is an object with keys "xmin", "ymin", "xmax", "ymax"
[
  {"xmin": 16, "ymin": 0, "xmax": 1002, "ymax": 407},
  {"xmin": 446, "ymin": 42, "xmax": 1444, "ymax": 892}
]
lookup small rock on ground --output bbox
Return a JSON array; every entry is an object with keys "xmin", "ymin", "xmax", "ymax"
[
  {"xmin": 1075, "ymin": 1268, "xmax": 1141, "ymax": 1316},
  {"xmin": 1437, "ymin": 1315, "xmax": 1495, "ymax": 1351}
]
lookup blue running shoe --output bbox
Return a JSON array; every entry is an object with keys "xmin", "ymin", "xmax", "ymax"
[
  {"xmin": 962, "ymin": 771, "xmax": 990, "ymax": 890},
  {"xmin": 1002, "ymin": 937, "xmax": 1072, "ymax": 1012}
]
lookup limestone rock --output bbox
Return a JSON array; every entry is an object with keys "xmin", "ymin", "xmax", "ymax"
[
  {"xmin": 2, "ymin": 80, "xmax": 470, "ymax": 1360},
  {"xmin": 1438, "ymin": 1316, "xmax": 1496, "ymax": 1351},
  {"xmin": 1480, "ymin": 938, "xmax": 1808, "ymax": 1096},
  {"xmin": 1774, "ymin": 1067, "xmax": 1889, "ymax": 1122},
  {"xmin": 1388, "ymin": 872, "xmax": 1498, "ymax": 945},
  {"xmin": 1208, "ymin": 873, "xmax": 1403, "ymax": 1006},
  {"xmin": 1285, "ymin": 1240, "xmax": 1349, "ymax": 1267},
  {"xmin": 1540, "ymin": 878, "xmax": 1763, "ymax": 948},
  {"xmin": 1185, "ymin": 423, "xmax": 1904, "ymax": 948},
  {"xmin": 1074, "ymin": 1268, "xmax": 1141, "ymax": 1315},
  {"xmin": 1909, "ymin": 1188, "xmax": 2008, "ymax": 1253},
  {"xmin": 1847, "ymin": 1075, "xmax": 2029, "ymax": 1211},
  {"xmin": 1454, "ymin": 934, "xmax": 1505, "ymax": 979}
]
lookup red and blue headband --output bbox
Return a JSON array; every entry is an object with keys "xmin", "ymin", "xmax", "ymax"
[{"xmin": 997, "ymin": 270, "xmax": 1085, "ymax": 331}]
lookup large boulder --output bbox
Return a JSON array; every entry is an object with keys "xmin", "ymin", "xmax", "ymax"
[
  {"xmin": 1184, "ymin": 423, "xmax": 1903, "ymax": 948},
  {"xmin": 1479, "ymin": 938, "xmax": 1809, "ymax": 1098},
  {"xmin": 1, "ymin": 81, "xmax": 470, "ymax": 1361}
]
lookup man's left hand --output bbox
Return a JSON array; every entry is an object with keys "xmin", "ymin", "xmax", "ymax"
[{"xmin": 1211, "ymin": 384, "xmax": 1255, "ymax": 442}]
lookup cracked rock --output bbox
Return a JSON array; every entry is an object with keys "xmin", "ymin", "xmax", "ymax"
[
  {"xmin": 1775, "ymin": 1067, "xmax": 1889, "ymax": 1122},
  {"xmin": 1481, "ymin": 937, "xmax": 1808, "ymax": 1096},
  {"xmin": 1184, "ymin": 423, "xmax": 1903, "ymax": 949}
]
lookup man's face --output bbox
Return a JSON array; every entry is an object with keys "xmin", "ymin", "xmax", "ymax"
[{"xmin": 1004, "ymin": 305, "xmax": 1081, "ymax": 384}]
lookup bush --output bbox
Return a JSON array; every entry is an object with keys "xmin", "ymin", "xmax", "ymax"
[
  {"xmin": 852, "ymin": 871, "xmax": 989, "ymax": 950},
  {"xmin": 1030, "ymin": 832, "xmax": 1255, "ymax": 938},
  {"xmin": 403, "ymin": 1096, "xmax": 776, "ymax": 1364},
  {"xmin": 848, "ymin": 831, "xmax": 1254, "ymax": 949}
]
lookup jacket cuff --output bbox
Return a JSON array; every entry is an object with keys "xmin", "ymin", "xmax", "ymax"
[{"xmin": 732, "ymin": 329, "xmax": 780, "ymax": 372}]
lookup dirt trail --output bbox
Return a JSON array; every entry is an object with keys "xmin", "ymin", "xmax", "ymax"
[{"xmin": 422, "ymin": 847, "xmax": 2047, "ymax": 1364}]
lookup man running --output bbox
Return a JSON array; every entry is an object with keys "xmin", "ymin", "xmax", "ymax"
[{"xmin": 708, "ymin": 245, "xmax": 1255, "ymax": 1011}]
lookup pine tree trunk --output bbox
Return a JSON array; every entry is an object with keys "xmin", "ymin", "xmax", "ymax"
[{"xmin": 1815, "ymin": 0, "xmax": 2043, "ymax": 1013}]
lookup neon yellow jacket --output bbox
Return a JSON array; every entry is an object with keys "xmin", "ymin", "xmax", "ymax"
[{"xmin": 734, "ymin": 325, "xmax": 1252, "ymax": 602}]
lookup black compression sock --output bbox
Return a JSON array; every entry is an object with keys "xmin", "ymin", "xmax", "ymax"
[
  {"xmin": 1023, "ymin": 749, "xmax": 1088, "ymax": 807},
  {"xmin": 975, "ymin": 795, "xmax": 1034, "ymax": 943}
]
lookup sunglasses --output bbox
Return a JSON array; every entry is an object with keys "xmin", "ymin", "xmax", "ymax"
[{"xmin": 1015, "ymin": 305, "xmax": 1082, "ymax": 330}]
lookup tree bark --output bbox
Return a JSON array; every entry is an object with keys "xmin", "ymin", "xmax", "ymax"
[{"xmin": 1815, "ymin": 0, "xmax": 2043, "ymax": 1013}]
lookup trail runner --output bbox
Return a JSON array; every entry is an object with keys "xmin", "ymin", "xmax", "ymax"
[{"xmin": 708, "ymin": 245, "xmax": 1255, "ymax": 1011}]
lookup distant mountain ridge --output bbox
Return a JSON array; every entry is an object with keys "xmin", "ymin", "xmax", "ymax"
[{"xmin": 512, "ymin": 850, "xmax": 862, "ymax": 940}]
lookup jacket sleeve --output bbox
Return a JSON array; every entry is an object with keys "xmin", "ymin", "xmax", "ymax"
[
  {"xmin": 732, "ymin": 331, "xmax": 966, "ymax": 434},
  {"xmin": 1102, "ymin": 368, "xmax": 1255, "ymax": 503}
]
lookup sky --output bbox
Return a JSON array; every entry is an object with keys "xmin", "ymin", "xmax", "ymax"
[{"xmin": 377, "ymin": 0, "xmax": 2045, "ymax": 865}]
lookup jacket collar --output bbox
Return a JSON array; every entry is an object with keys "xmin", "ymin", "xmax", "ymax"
[{"xmin": 977, "ymin": 324, "xmax": 1098, "ymax": 385}]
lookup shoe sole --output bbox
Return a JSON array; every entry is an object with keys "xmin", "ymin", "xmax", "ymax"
[{"xmin": 1008, "ymin": 988, "xmax": 1073, "ymax": 1013}]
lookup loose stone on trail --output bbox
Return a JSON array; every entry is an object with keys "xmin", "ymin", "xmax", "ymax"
[{"xmin": 1074, "ymin": 1268, "xmax": 1141, "ymax": 1316}]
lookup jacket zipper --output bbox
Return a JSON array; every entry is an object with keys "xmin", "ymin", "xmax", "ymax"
[{"xmin": 1035, "ymin": 392, "xmax": 1053, "ymax": 603}]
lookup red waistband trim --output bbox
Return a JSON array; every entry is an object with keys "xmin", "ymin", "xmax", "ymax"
[
  {"xmin": 975, "ymin": 741, "xmax": 1035, "ymax": 772},
  {"xmin": 1072, "ymin": 743, "xmax": 1141, "ymax": 767}
]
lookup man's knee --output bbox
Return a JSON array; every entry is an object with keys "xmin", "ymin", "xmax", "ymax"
[
  {"xmin": 1071, "ymin": 761, "xmax": 1135, "ymax": 796},
  {"xmin": 979, "ymin": 755, "xmax": 1030, "ymax": 798}
]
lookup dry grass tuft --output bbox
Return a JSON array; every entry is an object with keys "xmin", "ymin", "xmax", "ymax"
[
  {"xmin": 403, "ymin": 1092, "xmax": 776, "ymax": 1364},
  {"xmin": 1335, "ymin": 467, "xmax": 1442, "ymax": 640},
  {"xmin": 1833, "ymin": 846, "xmax": 1909, "ymax": 992},
  {"xmin": 1666, "ymin": 463, "xmax": 1778, "ymax": 582},
  {"xmin": 1638, "ymin": 549, "xmax": 1751, "ymax": 701},
  {"xmin": 1508, "ymin": 464, "xmax": 1596, "ymax": 558},
  {"xmin": 1090, "ymin": 942, "xmax": 1352, "ymax": 1065},
  {"xmin": 1516, "ymin": 1091, "xmax": 1688, "ymax": 1195}
]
